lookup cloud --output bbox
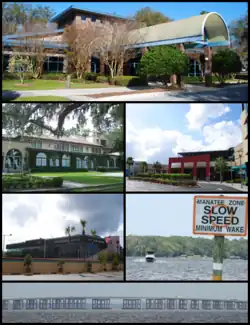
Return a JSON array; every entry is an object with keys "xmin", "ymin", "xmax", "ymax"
[
  {"xmin": 185, "ymin": 104, "xmax": 231, "ymax": 130},
  {"xmin": 2, "ymin": 194, "xmax": 123, "ymax": 247}
]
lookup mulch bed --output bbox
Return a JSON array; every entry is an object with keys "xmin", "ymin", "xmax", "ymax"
[
  {"xmin": 14, "ymin": 83, "xmax": 31, "ymax": 87},
  {"xmin": 87, "ymin": 87, "xmax": 183, "ymax": 98}
]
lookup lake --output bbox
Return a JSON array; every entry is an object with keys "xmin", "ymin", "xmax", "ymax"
[{"xmin": 126, "ymin": 257, "xmax": 248, "ymax": 281}]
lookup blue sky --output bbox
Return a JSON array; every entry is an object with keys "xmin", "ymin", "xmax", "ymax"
[
  {"xmin": 126, "ymin": 194, "xmax": 248, "ymax": 239},
  {"xmin": 126, "ymin": 103, "xmax": 242, "ymax": 163},
  {"xmin": 44, "ymin": 2, "xmax": 247, "ymax": 25}
]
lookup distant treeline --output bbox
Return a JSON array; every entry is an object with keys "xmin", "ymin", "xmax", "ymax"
[{"xmin": 126, "ymin": 235, "xmax": 248, "ymax": 260}]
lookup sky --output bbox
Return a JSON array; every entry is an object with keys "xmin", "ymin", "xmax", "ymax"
[
  {"xmin": 3, "ymin": 283, "xmax": 248, "ymax": 300},
  {"xmin": 126, "ymin": 103, "xmax": 242, "ymax": 163},
  {"xmin": 40, "ymin": 2, "xmax": 248, "ymax": 26},
  {"xmin": 2, "ymin": 194, "xmax": 124, "ymax": 248},
  {"xmin": 126, "ymin": 194, "xmax": 248, "ymax": 239}
]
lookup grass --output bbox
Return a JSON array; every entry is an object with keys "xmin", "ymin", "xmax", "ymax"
[
  {"xmin": 13, "ymin": 96, "xmax": 70, "ymax": 102},
  {"xmin": 71, "ymin": 184, "xmax": 124, "ymax": 192},
  {"xmin": 3, "ymin": 79, "xmax": 119, "ymax": 91},
  {"xmin": 31, "ymin": 172, "xmax": 123, "ymax": 185}
]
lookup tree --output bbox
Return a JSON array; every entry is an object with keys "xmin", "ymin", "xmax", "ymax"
[
  {"xmin": 139, "ymin": 46, "xmax": 188, "ymax": 87},
  {"xmin": 140, "ymin": 161, "xmax": 148, "ymax": 173},
  {"xmin": 153, "ymin": 161, "xmax": 162, "ymax": 173},
  {"xmin": 212, "ymin": 49, "xmax": 242, "ymax": 84},
  {"xmin": 200, "ymin": 11, "xmax": 209, "ymax": 15},
  {"xmin": 97, "ymin": 20, "xmax": 142, "ymax": 79},
  {"xmin": 65, "ymin": 225, "xmax": 76, "ymax": 241},
  {"xmin": 63, "ymin": 21, "xmax": 102, "ymax": 79},
  {"xmin": 215, "ymin": 157, "xmax": 229, "ymax": 183},
  {"xmin": 134, "ymin": 7, "xmax": 172, "ymax": 27},
  {"xmin": 91, "ymin": 229, "xmax": 97, "ymax": 237},
  {"xmin": 126, "ymin": 157, "xmax": 134, "ymax": 174},
  {"xmin": 7, "ymin": 54, "xmax": 33, "ymax": 84},
  {"xmin": 80, "ymin": 219, "xmax": 87, "ymax": 235}
]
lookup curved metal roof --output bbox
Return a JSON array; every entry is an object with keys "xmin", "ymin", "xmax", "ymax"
[{"xmin": 127, "ymin": 12, "xmax": 230, "ymax": 48}]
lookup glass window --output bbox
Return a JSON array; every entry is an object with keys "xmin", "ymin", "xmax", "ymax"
[
  {"xmin": 36, "ymin": 152, "xmax": 47, "ymax": 167},
  {"xmin": 166, "ymin": 299, "xmax": 176, "ymax": 309},
  {"xmin": 5, "ymin": 149, "xmax": 22, "ymax": 169},
  {"xmin": 50, "ymin": 156, "xmax": 59, "ymax": 167},
  {"xmin": 123, "ymin": 299, "xmax": 141, "ymax": 309},
  {"xmin": 81, "ymin": 15, "xmax": 86, "ymax": 21},
  {"xmin": 191, "ymin": 300, "xmax": 200, "ymax": 309},
  {"xmin": 202, "ymin": 300, "xmax": 212, "ymax": 310},
  {"xmin": 2, "ymin": 300, "xmax": 9, "ymax": 310},
  {"xmin": 179, "ymin": 299, "xmax": 188, "ymax": 309},
  {"xmin": 62, "ymin": 154, "xmax": 70, "ymax": 167},
  {"xmin": 224, "ymin": 301, "xmax": 235, "ymax": 310},
  {"xmin": 91, "ymin": 15, "xmax": 97, "ymax": 22}
]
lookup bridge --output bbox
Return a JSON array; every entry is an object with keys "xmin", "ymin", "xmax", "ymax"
[{"xmin": 2, "ymin": 297, "xmax": 247, "ymax": 311}]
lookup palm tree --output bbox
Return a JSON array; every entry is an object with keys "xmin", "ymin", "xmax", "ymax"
[
  {"xmin": 90, "ymin": 229, "xmax": 97, "ymax": 237},
  {"xmin": 140, "ymin": 161, "xmax": 148, "ymax": 173},
  {"xmin": 126, "ymin": 157, "xmax": 134, "ymax": 175},
  {"xmin": 65, "ymin": 225, "xmax": 75, "ymax": 241},
  {"xmin": 215, "ymin": 157, "xmax": 229, "ymax": 183},
  {"xmin": 153, "ymin": 161, "xmax": 162, "ymax": 174},
  {"xmin": 80, "ymin": 219, "xmax": 87, "ymax": 235}
]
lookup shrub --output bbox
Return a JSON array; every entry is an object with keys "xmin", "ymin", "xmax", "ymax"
[
  {"xmin": 129, "ymin": 176, "xmax": 197, "ymax": 187},
  {"xmin": 212, "ymin": 49, "xmax": 242, "ymax": 84},
  {"xmin": 114, "ymin": 75, "xmax": 148, "ymax": 87},
  {"xmin": 84, "ymin": 72, "xmax": 99, "ymax": 81},
  {"xmin": 97, "ymin": 167, "xmax": 120, "ymax": 172},
  {"xmin": 30, "ymin": 167, "xmax": 88, "ymax": 173},
  {"xmin": 3, "ymin": 72, "xmax": 33, "ymax": 80},
  {"xmin": 97, "ymin": 76, "xmax": 109, "ymax": 83},
  {"xmin": 136, "ymin": 173, "xmax": 192, "ymax": 180},
  {"xmin": 41, "ymin": 73, "xmax": 66, "ymax": 80}
]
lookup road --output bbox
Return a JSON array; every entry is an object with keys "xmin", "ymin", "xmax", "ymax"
[
  {"xmin": 97, "ymin": 84, "xmax": 248, "ymax": 102},
  {"xmin": 126, "ymin": 180, "xmax": 244, "ymax": 192}
]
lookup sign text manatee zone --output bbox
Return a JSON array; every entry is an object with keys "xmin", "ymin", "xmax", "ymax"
[{"xmin": 193, "ymin": 196, "xmax": 248, "ymax": 236}]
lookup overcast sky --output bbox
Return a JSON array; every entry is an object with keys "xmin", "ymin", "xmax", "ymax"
[
  {"xmin": 2, "ymin": 194, "xmax": 124, "ymax": 247},
  {"xmin": 3, "ymin": 283, "xmax": 247, "ymax": 300}
]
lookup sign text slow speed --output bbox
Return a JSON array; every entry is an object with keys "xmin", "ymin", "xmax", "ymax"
[{"xmin": 193, "ymin": 196, "xmax": 248, "ymax": 236}]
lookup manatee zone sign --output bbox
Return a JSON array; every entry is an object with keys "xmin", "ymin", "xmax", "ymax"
[{"xmin": 193, "ymin": 196, "xmax": 248, "ymax": 236}]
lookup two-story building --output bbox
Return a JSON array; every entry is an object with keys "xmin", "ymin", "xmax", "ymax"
[{"xmin": 2, "ymin": 134, "xmax": 121, "ymax": 172}]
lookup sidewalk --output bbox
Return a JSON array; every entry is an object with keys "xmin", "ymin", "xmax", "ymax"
[{"xmin": 198, "ymin": 181, "xmax": 248, "ymax": 192}]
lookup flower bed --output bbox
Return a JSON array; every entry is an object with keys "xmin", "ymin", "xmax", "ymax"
[
  {"xmin": 2, "ymin": 174, "xmax": 63, "ymax": 190},
  {"xmin": 128, "ymin": 176, "xmax": 197, "ymax": 187}
]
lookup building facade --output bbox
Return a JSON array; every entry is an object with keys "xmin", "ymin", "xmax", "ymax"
[
  {"xmin": 5, "ymin": 234, "xmax": 121, "ymax": 260},
  {"xmin": 2, "ymin": 134, "xmax": 121, "ymax": 172},
  {"xmin": 3, "ymin": 7, "xmax": 229, "ymax": 77}
]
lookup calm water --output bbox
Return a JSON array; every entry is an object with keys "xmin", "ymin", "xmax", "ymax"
[
  {"xmin": 2, "ymin": 311, "xmax": 248, "ymax": 323},
  {"xmin": 126, "ymin": 257, "xmax": 248, "ymax": 281}
]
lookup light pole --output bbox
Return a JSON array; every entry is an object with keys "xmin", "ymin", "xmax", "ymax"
[{"xmin": 2, "ymin": 234, "xmax": 12, "ymax": 254}]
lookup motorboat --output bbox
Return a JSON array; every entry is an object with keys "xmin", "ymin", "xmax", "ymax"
[{"xmin": 145, "ymin": 251, "xmax": 156, "ymax": 262}]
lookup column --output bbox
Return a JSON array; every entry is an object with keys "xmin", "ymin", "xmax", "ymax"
[
  {"xmin": 86, "ymin": 56, "xmax": 91, "ymax": 73},
  {"xmin": 107, "ymin": 159, "xmax": 109, "ymax": 168},
  {"xmin": 193, "ymin": 162, "xmax": 197, "ymax": 180},
  {"xmin": 100, "ymin": 55, "xmax": 105, "ymax": 75},
  {"xmin": 113, "ymin": 157, "xmax": 117, "ymax": 168},
  {"xmin": 181, "ymin": 161, "xmax": 184, "ymax": 174},
  {"xmin": 204, "ymin": 46, "xmax": 213, "ymax": 87},
  {"xmin": 63, "ymin": 56, "xmax": 68, "ymax": 73},
  {"xmin": 206, "ymin": 161, "xmax": 210, "ymax": 181}
]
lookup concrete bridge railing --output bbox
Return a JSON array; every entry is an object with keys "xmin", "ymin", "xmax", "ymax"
[{"xmin": 2, "ymin": 297, "xmax": 248, "ymax": 311}]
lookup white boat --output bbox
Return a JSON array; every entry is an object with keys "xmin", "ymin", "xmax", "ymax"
[{"xmin": 145, "ymin": 251, "xmax": 156, "ymax": 262}]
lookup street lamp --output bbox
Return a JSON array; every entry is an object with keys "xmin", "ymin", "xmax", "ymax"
[{"xmin": 2, "ymin": 234, "xmax": 12, "ymax": 254}]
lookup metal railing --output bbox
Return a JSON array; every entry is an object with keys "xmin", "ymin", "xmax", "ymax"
[{"xmin": 2, "ymin": 297, "xmax": 248, "ymax": 312}]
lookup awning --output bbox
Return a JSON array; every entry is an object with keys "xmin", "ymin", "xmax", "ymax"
[{"xmin": 232, "ymin": 165, "xmax": 246, "ymax": 170}]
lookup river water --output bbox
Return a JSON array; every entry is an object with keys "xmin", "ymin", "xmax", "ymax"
[
  {"xmin": 126, "ymin": 257, "xmax": 248, "ymax": 281},
  {"xmin": 2, "ymin": 310, "xmax": 248, "ymax": 323}
]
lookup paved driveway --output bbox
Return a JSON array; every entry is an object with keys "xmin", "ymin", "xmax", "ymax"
[{"xmin": 126, "ymin": 180, "xmax": 243, "ymax": 192}]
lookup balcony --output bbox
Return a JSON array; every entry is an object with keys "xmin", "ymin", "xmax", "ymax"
[{"xmin": 241, "ymin": 109, "xmax": 248, "ymax": 126}]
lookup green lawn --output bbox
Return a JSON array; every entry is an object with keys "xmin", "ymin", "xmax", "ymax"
[
  {"xmin": 71, "ymin": 184, "xmax": 124, "ymax": 192},
  {"xmin": 13, "ymin": 96, "xmax": 70, "ymax": 102},
  {"xmin": 32, "ymin": 172, "xmax": 123, "ymax": 185},
  {"xmin": 3, "ymin": 80, "xmax": 118, "ymax": 91}
]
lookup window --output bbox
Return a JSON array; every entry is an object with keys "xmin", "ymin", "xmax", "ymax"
[
  {"xmin": 36, "ymin": 152, "xmax": 47, "ymax": 167},
  {"xmin": 50, "ymin": 156, "xmax": 59, "ymax": 167},
  {"xmin": 52, "ymin": 298, "xmax": 64, "ymax": 309},
  {"xmin": 43, "ymin": 56, "xmax": 64, "ymax": 73},
  {"xmin": 13, "ymin": 299, "xmax": 22, "ymax": 310},
  {"xmin": 188, "ymin": 59, "xmax": 202, "ymax": 77},
  {"xmin": 39, "ymin": 298, "xmax": 51, "ymax": 310},
  {"xmin": 166, "ymin": 299, "xmax": 176, "ymax": 309},
  {"xmin": 123, "ymin": 299, "xmax": 141, "ymax": 309},
  {"xmin": 213, "ymin": 300, "xmax": 223, "ymax": 310},
  {"xmin": 62, "ymin": 154, "xmax": 70, "ymax": 167},
  {"xmin": 81, "ymin": 15, "xmax": 86, "ymax": 21},
  {"xmin": 26, "ymin": 299, "xmax": 37, "ymax": 310},
  {"xmin": 76, "ymin": 157, "xmax": 83, "ymax": 169},
  {"xmin": 31, "ymin": 141, "xmax": 42, "ymax": 149},
  {"xmin": 179, "ymin": 299, "xmax": 188, "ymax": 309},
  {"xmin": 92, "ymin": 298, "xmax": 110, "ymax": 309},
  {"xmin": 101, "ymin": 139, "xmax": 107, "ymax": 146},
  {"xmin": 62, "ymin": 143, "xmax": 69, "ymax": 151},
  {"xmin": 5, "ymin": 149, "xmax": 22, "ymax": 169},
  {"xmin": 2, "ymin": 300, "xmax": 9, "ymax": 310},
  {"xmin": 237, "ymin": 301, "xmax": 247, "ymax": 310},
  {"xmin": 224, "ymin": 301, "xmax": 235, "ymax": 310},
  {"xmin": 202, "ymin": 300, "xmax": 212, "ymax": 310},
  {"xmin": 91, "ymin": 15, "xmax": 96, "ymax": 22},
  {"xmin": 146, "ymin": 299, "xmax": 164, "ymax": 310}
]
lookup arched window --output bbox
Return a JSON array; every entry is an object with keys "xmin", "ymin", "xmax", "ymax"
[
  {"xmin": 62, "ymin": 154, "xmax": 70, "ymax": 167},
  {"xmin": 76, "ymin": 157, "xmax": 82, "ymax": 169},
  {"xmin": 83, "ymin": 157, "xmax": 88, "ymax": 169},
  {"xmin": 49, "ymin": 156, "xmax": 59, "ymax": 167},
  {"xmin": 36, "ymin": 152, "xmax": 47, "ymax": 167},
  {"xmin": 5, "ymin": 149, "xmax": 22, "ymax": 169}
]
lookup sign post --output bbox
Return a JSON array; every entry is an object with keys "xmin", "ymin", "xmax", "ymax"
[{"xmin": 193, "ymin": 195, "xmax": 248, "ymax": 281}]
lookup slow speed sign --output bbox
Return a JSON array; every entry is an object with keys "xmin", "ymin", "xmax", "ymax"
[{"xmin": 193, "ymin": 195, "xmax": 248, "ymax": 236}]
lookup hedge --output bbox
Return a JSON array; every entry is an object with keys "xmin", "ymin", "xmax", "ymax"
[
  {"xmin": 3, "ymin": 175, "xmax": 63, "ymax": 190},
  {"xmin": 30, "ymin": 167, "xmax": 89, "ymax": 173},
  {"xmin": 41, "ymin": 73, "xmax": 66, "ymax": 80},
  {"xmin": 129, "ymin": 176, "xmax": 197, "ymax": 186},
  {"xmin": 114, "ymin": 75, "xmax": 148, "ymax": 87},
  {"xmin": 97, "ymin": 167, "xmax": 120, "ymax": 172},
  {"xmin": 97, "ymin": 76, "xmax": 109, "ymax": 83},
  {"xmin": 183, "ymin": 75, "xmax": 218, "ymax": 84},
  {"xmin": 136, "ymin": 173, "xmax": 192, "ymax": 180}
]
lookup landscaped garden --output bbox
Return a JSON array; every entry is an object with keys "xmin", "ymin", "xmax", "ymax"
[
  {"xmin": 12, "ymin": 96, "xmax": 71, "ymax": 102},
  {"xmin": 128, "ymin": 173, "xmax": 198, "ymax": 187}
]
